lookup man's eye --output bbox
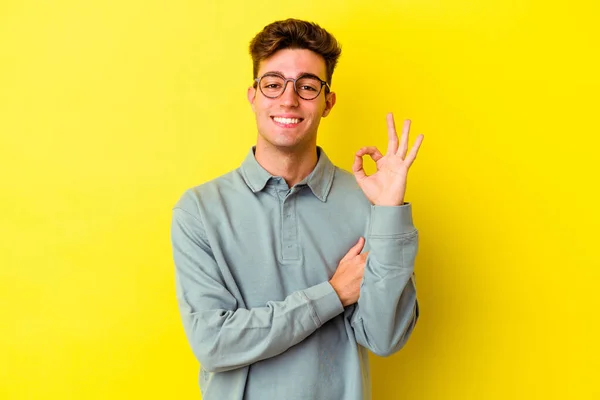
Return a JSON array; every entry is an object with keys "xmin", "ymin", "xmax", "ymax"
[
  {"xmin": 264, "ymin": 83, "xmax": 282, "ymax": 89},
  {"xmin": 300, "ymin": 85, "xmax": 318, "ymax": 91}
]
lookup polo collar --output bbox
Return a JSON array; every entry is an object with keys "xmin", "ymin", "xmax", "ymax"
[{"xmin": 240, "ymin": 146, "xmax": 335, "ymax": 202}]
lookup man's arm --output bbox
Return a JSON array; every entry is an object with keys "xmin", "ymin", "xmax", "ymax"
[
  {"xmin": 171, "ymin": 206, "xmax": 344, "ymax": 373},
  {"xmin": 349, "ymin": 204, "xmax": 419, "ymax": 356},
  {"xmin": 347, "ymin": 113, "xmax": 423, "ymax": 356}
]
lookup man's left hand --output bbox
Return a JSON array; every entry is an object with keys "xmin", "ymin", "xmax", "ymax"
[{"xmin": 352, "ymin": 113, "xmax": 424, "ymax": 206}]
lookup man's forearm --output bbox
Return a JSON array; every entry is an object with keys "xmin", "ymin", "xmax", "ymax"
[
  {"xmin": 351, "ymin": 273, "xmax": 418, "ymax": 356},
  {"xmin": 176, "ymin": 276, "xmax": 343, "ymax": 373},
  {"xmin": 350, "ymin": 204, "xmax": 419, "ymax": 356}
]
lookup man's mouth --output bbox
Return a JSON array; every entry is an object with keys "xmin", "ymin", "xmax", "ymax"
[{"xmin": 271, "ymin": 116, "xmax": 303, "ymax": 126}]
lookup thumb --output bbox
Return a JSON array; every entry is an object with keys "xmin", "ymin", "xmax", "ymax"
[{"xmin": 340, "ymin": 237, "xmax": 365, "ymax": 262}]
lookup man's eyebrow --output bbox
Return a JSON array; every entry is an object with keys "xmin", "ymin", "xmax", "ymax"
[{"xmin": 263, "ymin": 71, "xmax": 324, "ymax": 80}]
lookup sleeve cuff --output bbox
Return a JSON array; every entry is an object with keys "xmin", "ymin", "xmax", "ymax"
[
  {"xmin": 369, "ymin": 203, "xmax": 415, "ymax": 237},
  {"xmin": 302, "ymin": 281, "xmax": 344, "ymax": 327}
]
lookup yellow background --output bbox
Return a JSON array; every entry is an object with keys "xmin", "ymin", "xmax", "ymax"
[{"xmin": 1, "ymin": 1, "xmax": 598, "ymax": 399}]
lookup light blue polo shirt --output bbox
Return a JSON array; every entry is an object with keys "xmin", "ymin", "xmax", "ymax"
[{"xmin": 171, "ymin": 147, "xmax": 419, "ymax": 399}]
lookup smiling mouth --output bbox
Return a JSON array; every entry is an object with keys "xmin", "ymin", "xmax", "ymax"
[{"xmin": 271, "ymin": 116, "xmax": 303, "ymax": 126}]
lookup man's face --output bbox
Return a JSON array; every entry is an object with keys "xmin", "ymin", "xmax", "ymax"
[{"xmin": 247, "ymin": 48, "xmax": 336, "ymax": 152}]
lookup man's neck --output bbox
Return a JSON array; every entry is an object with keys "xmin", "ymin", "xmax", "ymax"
[{"xmin": 254, "ymin": 142, "xmax": 318, "ymax": 188}]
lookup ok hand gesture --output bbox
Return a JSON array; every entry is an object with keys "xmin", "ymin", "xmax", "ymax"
[{"xmin": 352, "ymin": 113, "xmax": 424, "ymax": 206}]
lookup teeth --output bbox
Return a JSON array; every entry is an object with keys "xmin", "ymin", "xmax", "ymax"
[{"xmin": 273, "ymin": 117, "xmax": 301, "ymax": 124}]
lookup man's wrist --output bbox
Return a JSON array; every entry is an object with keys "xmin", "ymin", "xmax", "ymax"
[
  {"xmin": 372, "ymin": 195, "xmax": 406, "ymax": 206},
  {"xmin": 328, "ymin": 280, "xmax": 348, "ymax": 307}
]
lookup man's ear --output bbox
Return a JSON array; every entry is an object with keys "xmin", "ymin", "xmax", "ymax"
[
  {"xmin": 322, "ymin": 91, "xmax": 336, "ymax": 117},
  {"xmin": 247, "ymin": 87, "xmax": 257, "ymax": 112}
]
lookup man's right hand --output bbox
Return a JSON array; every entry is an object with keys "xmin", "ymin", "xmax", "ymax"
[{"xmin": 329, "ymin": 237, "xmax": 368, "ymax": 307}]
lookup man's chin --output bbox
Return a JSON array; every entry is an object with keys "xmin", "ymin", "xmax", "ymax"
[{"xmin": 258, "ymin": 135, "xmax": 310, "ymax": 153}]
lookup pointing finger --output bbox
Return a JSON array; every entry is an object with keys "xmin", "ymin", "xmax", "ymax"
[
  {"xmin": 340, "ymin": 237, "xmax": 365, "ymax": 262},
  {"xmin": 355, "ymin": 146, "xmax": 383, "ymax": 162}
]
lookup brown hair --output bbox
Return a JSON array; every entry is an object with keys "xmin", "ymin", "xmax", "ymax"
[{"xmin": 249, "ymin": 19, "xmax": 342, "ymax": 86}]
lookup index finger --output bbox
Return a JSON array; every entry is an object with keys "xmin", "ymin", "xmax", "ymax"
[
  {"xmin": 386, "ymin": 112, "xmax": 399, "ymax": 155},
  {"xmin": 340, "ymin": 237, "xmax": 365, "ymax": 262}
]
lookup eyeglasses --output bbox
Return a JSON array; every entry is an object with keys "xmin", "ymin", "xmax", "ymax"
[{"xmin": 254, "ymin": 73, "xmax": 330, "ymax": 100}]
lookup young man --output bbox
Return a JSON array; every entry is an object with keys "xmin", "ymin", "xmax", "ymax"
[{"xmin": 171, "ymin": 19, "xmax": 424, "ymax": 399}]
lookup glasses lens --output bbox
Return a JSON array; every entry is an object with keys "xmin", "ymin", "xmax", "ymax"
[
  {"xmin": 259, "ymin": 75, "xmax": 285, "ymax": 98},
  {"xmin": 296, "ymin": 77, "xmax": 322, "ymax": 100}
]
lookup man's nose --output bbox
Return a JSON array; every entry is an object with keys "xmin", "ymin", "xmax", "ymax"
[{"xmin": 280, "ymin": 81, "xmax": 300, "ymax": 107}]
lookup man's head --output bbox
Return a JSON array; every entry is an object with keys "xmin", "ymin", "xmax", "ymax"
[
  {"xmin": 249, "ymin": 19, "xmax": 342, "ymax": 87},
  {"xmin": 247, "ymin": 19, "xmax": 342, "ymax": 152}
]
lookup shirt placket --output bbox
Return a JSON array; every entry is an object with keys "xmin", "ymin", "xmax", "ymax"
[{"xmin": 280, "ymin": 189, "xmax": 299, "ymax": 260}]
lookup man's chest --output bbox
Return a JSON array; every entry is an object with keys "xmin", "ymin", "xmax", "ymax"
[{"xmin": 204, "ymin": 188, "xmax": 370, "ymax": 307}]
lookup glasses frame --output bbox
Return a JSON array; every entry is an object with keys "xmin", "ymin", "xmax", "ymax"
[{"xmin": 254, "ymin": 72, "xmax": 331, "ymax": 100}]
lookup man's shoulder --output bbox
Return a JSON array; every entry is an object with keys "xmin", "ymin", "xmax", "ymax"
[
  {"xmin": 328, "ymin": 165, "xmax": 372, "ymax": 207},
  {"xmin": 331, "ymin": 165, "xmax": 362, "ymax": 193},
  {"xmin": 173, "ymin": 168, "xmax": 245, "ymax": 214},
  {"xmin": 332, "ymin": 165, "xmax": 357, "ymax": 185}
]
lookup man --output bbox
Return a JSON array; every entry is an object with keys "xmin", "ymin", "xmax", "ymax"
[{"xmin": 171, "ymin": 18, "xmax": 424, "ymax": 399}]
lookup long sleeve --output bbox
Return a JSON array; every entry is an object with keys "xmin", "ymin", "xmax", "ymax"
[
  {"xmin": 350, "ymin": 204, "xmax": 420, "ymax": 356},
  {"xmin": 171, "ymin": 206, "xmax": 344, "ymax": 373}
]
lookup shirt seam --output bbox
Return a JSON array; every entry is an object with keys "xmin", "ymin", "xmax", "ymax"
[
  {"xmin": 299, "ymin": 291, "xmax": 322, "ymax": 327},
  {"xmin": 173, "ymin": 206, "xmax": 210, "ymax": 243}
]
